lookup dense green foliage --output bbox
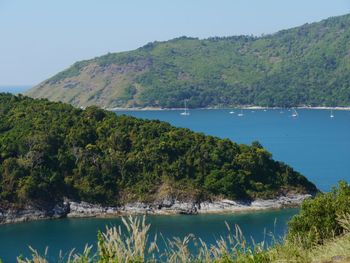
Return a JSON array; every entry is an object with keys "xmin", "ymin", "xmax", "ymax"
[
  {"xmin": 27, "ymin": 14, "xmax": 350, "ymax": 108},
  {"xmin": 288, "ymin": 181, "xmax": 350, "ymax": 245},
  {"xmin": 0, "ymin": 94, "xmax": 316, "ymax": 207}
]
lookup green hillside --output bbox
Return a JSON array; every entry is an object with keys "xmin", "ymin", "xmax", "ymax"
[
  {"xmin": 26, "ymin": 14, "xmax": 350, "ymax": 108},
  {"xmin": 0, "ymin": 93, "xmax": 316, "ymax": 208}
]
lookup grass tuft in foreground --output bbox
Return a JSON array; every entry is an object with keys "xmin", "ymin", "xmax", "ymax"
[{"xmin": 10, "ymin": 182, "xmax": 350, "ymax": 262}]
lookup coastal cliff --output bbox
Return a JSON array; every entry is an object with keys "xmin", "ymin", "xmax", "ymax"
[{"xmin": 0, "ymin": 193, "xmax": 311, "ymax": 224}]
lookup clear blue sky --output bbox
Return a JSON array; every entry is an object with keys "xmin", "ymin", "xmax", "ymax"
[{"xmin": 1, "ymin": 0, "xmax": 349, "ymax": 86}]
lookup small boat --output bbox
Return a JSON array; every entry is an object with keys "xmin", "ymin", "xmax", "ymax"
[
  {"xmin": 330, "ymin": 109, "xmax": 334, "ymax": 118},
  {"xmin": 180, "ymin": 100, "xmax": 190, "ymax": 116},
  {"xmin": 291, "ymin": 108, "xmax": 298, "ymax": 118},
  {"xmin": 229, "ymin": 111, "xmax": 235, "ymax": 114},
  {"xmin": 238, "ymin": 109, "xmax": 244, "ymax": 117}
]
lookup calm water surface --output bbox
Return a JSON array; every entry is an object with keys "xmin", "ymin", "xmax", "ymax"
[
  {"xmin": 1, "ymin": 108, "xmax": 349, "ymax": 261},
  {"xmin": 0, "ymin": 209, "xmax": 297, "ymax": 261},
  {"xmin": 116, "ymin": 108, "xmax": 350, "ymax": 191}
]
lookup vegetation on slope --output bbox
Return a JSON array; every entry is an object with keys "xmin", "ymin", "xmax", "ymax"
[
  {"xmin": 26, "ymin": 14, "xmax": 350, "ymax": 108},
  {"xmin": 288, "ymin": 180, "xmax": 350, "ymax": 245},
  {"xmin": 13, "ymin": 182, "xmax": 350, "ymax": 263},
  {"xmin": 0, "ymin": 93, "xmax": 316, "ymax": 208}
]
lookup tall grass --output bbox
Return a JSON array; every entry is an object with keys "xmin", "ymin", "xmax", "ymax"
[{"xmin": 15, "ymin": 214, "xmax": 350, "ymax": 263}]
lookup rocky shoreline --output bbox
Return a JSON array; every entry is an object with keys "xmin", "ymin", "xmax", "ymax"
[{"xmin": 0, "ymin": 194, "xmax": 311, "ymax": 225}]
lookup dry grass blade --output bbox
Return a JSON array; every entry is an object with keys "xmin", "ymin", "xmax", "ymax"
[
  {"xmin": 337, "ymin": 213, "xmax": 350, "ymax": 233},
  {"xmin": 97, "ymin": 215, "xmax": 158, "ymax": 262},
  {"xmin": 166, "ymin": 234, "xmax": 195, "ymax": 262},
  {"xmin": 66, "ymin": 245, "xmax": 94, "ymax": 263},
  {"xmin": 17, "ymin": 246, "xmax": 49, "ymax": 263}
]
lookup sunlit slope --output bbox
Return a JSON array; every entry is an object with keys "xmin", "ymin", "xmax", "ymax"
[{"xmin": 27, "ymin": 14, "xmax": 350, "ymax": 108}]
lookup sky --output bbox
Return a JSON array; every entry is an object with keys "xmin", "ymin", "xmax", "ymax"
[{"xmin": 1, "ymin": 0, "xmax": 349, "ymax": 86}]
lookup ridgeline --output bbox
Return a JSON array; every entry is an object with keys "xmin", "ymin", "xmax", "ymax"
[{"xmin": 26, "ymin": 13, "xmax": 350, "ymax": 108}]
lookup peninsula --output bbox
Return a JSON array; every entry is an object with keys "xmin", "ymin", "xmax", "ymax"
[{"xmin": 0, "ymin": 94, "xmax": 317, "ymax": 224}]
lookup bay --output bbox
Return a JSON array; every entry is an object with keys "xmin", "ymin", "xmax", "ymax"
[{"xmin": 0, "ymin": 209, "xmax": 297, "ymax": 261}]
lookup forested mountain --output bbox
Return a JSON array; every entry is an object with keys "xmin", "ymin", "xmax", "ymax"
[
  {"xmin": 0, "ymin": 94, "xmax": 316, "ymax": 207},
  {"xmin": 26, "ymin": 14, "xmax": 350, "ymax": 108}
]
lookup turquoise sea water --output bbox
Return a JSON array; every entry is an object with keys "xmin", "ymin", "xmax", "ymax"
[
  {"xmin": 0, "ymin": 209, "xmax": 297, "ymax": 261},
  {"xmin": 0, "ymin": 108, "xmax": 349, "ymax": 261},
  {"xmin": 115, "ymin": 108, "xmax": 350, "ymax": 191}
]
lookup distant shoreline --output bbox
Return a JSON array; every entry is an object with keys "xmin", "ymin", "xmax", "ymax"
[{"xmin": 108, "ymin": 106, "xmax": 350, "ymax": 111}]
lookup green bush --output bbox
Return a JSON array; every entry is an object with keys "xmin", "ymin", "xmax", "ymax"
[{"xmin": 288, "ymin": 181, "xmax": 350, "ymax": 245}]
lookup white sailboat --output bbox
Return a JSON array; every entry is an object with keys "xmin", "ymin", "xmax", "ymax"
[
  {"xmin": 291, "ymin": 108, "xmax": 298, "ymax": 118},
  {"xmin": 238, "ymin": 109, "xmax": 244, "ymax": 117},
  {"xmin": 330, "ymin": 109, "xmax": 334, "ymax": 118},
  {"xmin": 180, "ymin": 100, "xmax": 190, "ymax": 116},
  {"xmin": 229, "ymin": 110, "xmax": 235, "ymax": 114}
]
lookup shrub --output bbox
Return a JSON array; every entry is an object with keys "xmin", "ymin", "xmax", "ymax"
[{"xmin": 288, "ymin": 181, "xmax": 350, "ymax": 245}]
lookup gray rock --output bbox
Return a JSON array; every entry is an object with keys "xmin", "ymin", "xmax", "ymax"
[
  {"xmin": 0, "ymin": 194, "xmax": 312, "ymax": 225},
  {"xmin": 0, "ymin": 204, "xmax": 69, "ymax": 224}
]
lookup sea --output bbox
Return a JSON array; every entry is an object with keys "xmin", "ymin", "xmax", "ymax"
[
  {"xmin": 0, "ymin": 86, "xmax": 31, "ymax": 94},
  {"xmin": 0, "ymin": 87, "xmax": 349, "ymax": 261}
]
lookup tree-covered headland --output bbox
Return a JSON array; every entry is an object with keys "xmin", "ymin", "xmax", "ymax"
[{"xmin": 0, "ymin": 93, "xmax": 316, "ymax": 208}]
